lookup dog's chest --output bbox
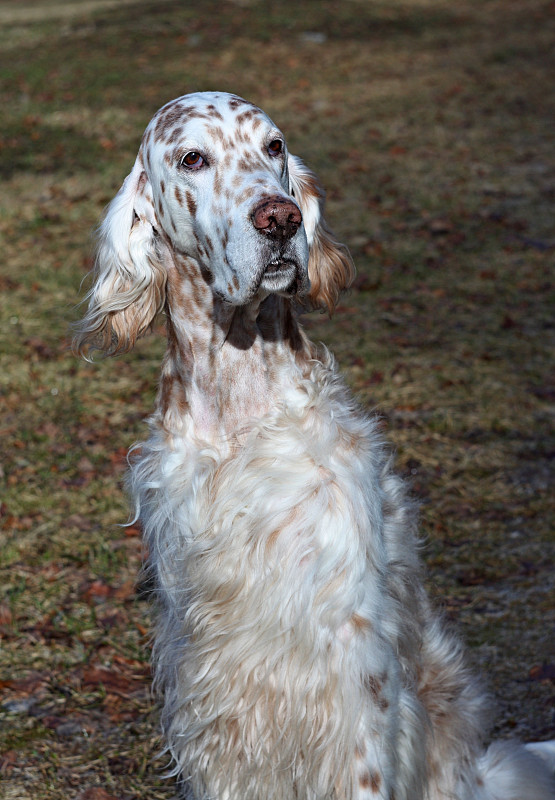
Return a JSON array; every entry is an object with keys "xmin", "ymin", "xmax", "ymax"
[{"xmin": 175, "ymin": 399, "xmax": 387, "ymax": 639}]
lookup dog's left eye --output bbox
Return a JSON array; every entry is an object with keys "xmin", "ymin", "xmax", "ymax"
[
  {"xmin": 180, "ymin": 151, "xmax": 205, "ymax": 169},
  {"xmin": 267, "ymin": 139, "xmax": 283, "ymax": 157}
]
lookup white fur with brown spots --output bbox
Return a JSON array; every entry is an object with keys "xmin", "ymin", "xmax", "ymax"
[{"xmin": 75, "ymin": 92, "xmax": 555, "ymax": 800}]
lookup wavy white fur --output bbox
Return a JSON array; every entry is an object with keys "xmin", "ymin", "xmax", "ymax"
[{"xmin": 75, "ymin": 92, "xmax": 555, "ymax": 800}]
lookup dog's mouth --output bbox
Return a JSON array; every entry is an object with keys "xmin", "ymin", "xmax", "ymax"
[{"xmin": 259, "ymin": 258, "xmax": 308, "ymax": 296}]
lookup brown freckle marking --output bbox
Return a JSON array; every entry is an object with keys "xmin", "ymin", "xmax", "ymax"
[
  {"xmin": 227, "ymin": 283, "xmax": 233, "ymax": 294},
  {"xmin": 175, "ymin": 185, "xmax": 184, "ymax": 206},
  {"xmin": 359, "ymin": 771, "xmax": 381, "ymax": 793},
  {"xmin": 232, "ymin": 275, "xmax": 240, "ymax": 290},
  {"xmin": 207, "ymin": 124, "xmax": 225, "ymax": 143},
  {"xmin": 137, "ymin": 171, "xmax": 147, "ymax": 192},
  {"xmin": 185, "ymin": 191, "xmax": 197, "ymax": 216},
  {"xmin": 160, "ymin": 180, "xmax": 165, "ymax": 194},
  {"xmin": 206, "ymin": 104, "xmax": 224, "ymax": 121},
  {"xmin": 351, "ymin": 613, "xmax": 372, "ymax": 633},
  {"xmin": 237, "ymin": 186, "xmax": 256, "ymax": 205},
  {"xmin": 355, "ymin": 742, "xmax": 366, "ymax": 759},
  {"xmin": 236, "ymin": 109, "xmax": 255, "ymax": 125},
  {"xmin": 213, "ymin": 171, "xmax": 222, "ymax": 196},
  {"xmin": 366, "ymin": 675, "xmax": 382, "ymax": 698},
  {"xmin": 205, "ymin": 235, "xmax": 213, "ymax": 253},
  {"xmin": 167, "ymin": 125, "xmax": 184, "ymax": 144}
]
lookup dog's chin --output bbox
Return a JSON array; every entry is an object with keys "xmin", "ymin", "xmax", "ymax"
[{"xmin": 259, "ymin": 259, "xmax": 308, "ymax": 297}]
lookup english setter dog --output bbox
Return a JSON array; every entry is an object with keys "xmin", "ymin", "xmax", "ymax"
[{"xmin": 75, "ymin": 92, "xmax": 555, "ymax": 800}]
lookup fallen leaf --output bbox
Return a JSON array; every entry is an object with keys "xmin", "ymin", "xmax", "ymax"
[
  {"xmin": 77, "ymin": 789, "xmax": 119, "ymax": 800},
  {"xmin": 529, "ymin": 664, "xmax": 555, "ymax": 683}
]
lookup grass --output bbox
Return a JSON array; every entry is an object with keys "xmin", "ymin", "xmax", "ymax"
[{"xmin": 0, "ymin": 0, "xmax": 554, "ymax": 797}]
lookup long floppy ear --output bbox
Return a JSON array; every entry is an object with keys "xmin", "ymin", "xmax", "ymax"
[
  {"xmin": 74, "ymin": 156, "xmax": 166, "ymax": 357},
  {"xmin": 288, "ymin": 154, "xmax": 354, "ymax": 314}
]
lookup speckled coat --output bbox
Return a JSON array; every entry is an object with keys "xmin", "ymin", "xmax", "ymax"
[{"xmin": 75, "ymin": 92, "xmax": 555, "ymax": 800}]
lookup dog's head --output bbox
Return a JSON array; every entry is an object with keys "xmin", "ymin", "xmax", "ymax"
[{"xmin": 74, "ymin": 92, "xmax": 353, "ymax": 356}]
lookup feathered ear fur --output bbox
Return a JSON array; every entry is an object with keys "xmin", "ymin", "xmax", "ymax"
[
  {"xmin": 74, "ymin": 157, "xmax": 166, "ymax": 357},
  {"xmin": 288, "ymin": 155, "xmax": 355, "ymax": 314}
]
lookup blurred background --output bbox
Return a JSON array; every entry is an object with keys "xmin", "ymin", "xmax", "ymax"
[{"xmin": 0, "ymin": 1, "xmax": 554, "ymax": 798}]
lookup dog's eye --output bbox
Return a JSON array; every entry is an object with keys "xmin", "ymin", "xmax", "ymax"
[
  {"xmin": 180, "ymin": 151, "xmax": 205, "ymax": 169},
  {"xmin": 267, "ymin": 139, "xmax": 283, "ymax": 157}
]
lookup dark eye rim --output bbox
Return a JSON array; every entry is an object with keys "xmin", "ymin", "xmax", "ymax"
[
  {"xmin": 179, "ymin": 151, "xmax": 207, "ymax": 169},
  {"xmin": 267, "ymin": 138, "xmax": 284, "ymax": 157}
]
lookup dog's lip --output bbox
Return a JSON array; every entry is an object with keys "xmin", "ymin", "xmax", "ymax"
[
  {"xmin": 259, "ymin": 258, "xmax": 310, "ymax": 297},
  {"xmin": 264, "ymin": 257, "xmax": 296, "ymax": 274},
  {"xmin": 260, "ymin": 259, "xmax": 298, "ymax": 286}
]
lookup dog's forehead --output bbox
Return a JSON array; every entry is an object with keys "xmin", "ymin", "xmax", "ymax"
[{"xmin": 147, "ymin": 92, "xmax": 277, "ymax": 148}]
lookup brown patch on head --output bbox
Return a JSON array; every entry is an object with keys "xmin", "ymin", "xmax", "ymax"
[
  {"xmin": 237, "ymin": 154, "xmax": 254, "ymax": 172},
  {"xmin": 185, "ymin": 191, "xmax": 197, "ymax": 217},
  {"xmin": 154, "ymin": 104, "xmax": 186, "ymax": 143},
  {"xmin": 228, "ymin": 95, "xmax": 244, "ymax": 110},
  {"xmin": 213, "ymin": 170, "xmax": 223, "ymax": 197},
  {"xmin": 160, "ymin": 180, "xmax": 165, "ymax": 194},
  {"xmin": 236, "ymin": 109, "xmax": 255, "ymax": 125},
  {"xmin": 236, "ymin": 185, "xmax": 257, "ymax": 205},
  {"xmin": 206, "ymin": 104, "xmax": 224, "ymax": 121},
  {"xmin": 141, "ymin": 129, "xmax": 151, "ymax": 152},
  {"xmin": 207, "ymin": 124, "xmax": 225, "ymax": 144},
  {"xmin": 137, "ymin": 170, "xmax": 148, "ymax": 193},
  {"xmin": 232, "ymin": 274, "xmax": 240, "ymax": 291},
  {"xmin": 235, "ymin": 127, "xmax": 252, "ymax": 145},
  {"xmin": 167, "ymin": 125, "xmax": 184, "ymax": 145},
  {"xmin": 174, "ymin": 185, "xmax": 184, "ymax": 206}
]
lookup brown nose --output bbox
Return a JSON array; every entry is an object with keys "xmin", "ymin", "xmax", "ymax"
[{"xmin": 251, "ymin": 196, "xmax": 302, "ymax": 241}]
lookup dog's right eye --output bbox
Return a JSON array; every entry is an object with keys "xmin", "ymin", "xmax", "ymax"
[{"xmin": 180, "ymin": 152, "xmax": 205, "ymax": 169}]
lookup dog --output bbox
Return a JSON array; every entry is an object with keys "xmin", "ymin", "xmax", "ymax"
[{"xmin": 75, "ymin": 91, "xmax": 555, "ymax": 799}]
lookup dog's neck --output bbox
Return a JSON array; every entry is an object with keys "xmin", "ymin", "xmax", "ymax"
[{"xmin": 157, "ymin": 253, "xmax": 313, "ymax": 442}]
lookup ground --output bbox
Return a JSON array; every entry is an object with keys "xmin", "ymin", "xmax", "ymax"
[{"xmin": 0, "ymin": 1, "xmax": 554, "ymax": 798}]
